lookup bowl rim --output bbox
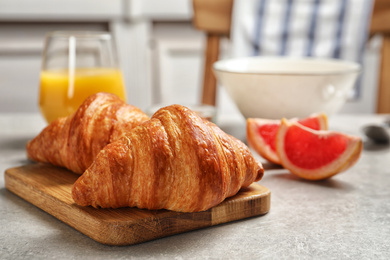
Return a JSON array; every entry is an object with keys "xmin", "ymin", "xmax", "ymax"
[{"xmin": 213, "ymin": 56, "xmax": 361, "ymax": 76}]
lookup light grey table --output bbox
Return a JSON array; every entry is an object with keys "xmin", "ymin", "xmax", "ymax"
[{"xmin": 1, "ymin": 113, "xmax": 389, "ymax": 259}]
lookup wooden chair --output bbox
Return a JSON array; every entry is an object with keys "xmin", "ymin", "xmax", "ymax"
[
  {"xmin": 193, "ymin": 0, "xmax": 390, "ymax": 113},
  {"xmin": 370, "ymin": 0, "xmax": 390, "ymax": 113}
]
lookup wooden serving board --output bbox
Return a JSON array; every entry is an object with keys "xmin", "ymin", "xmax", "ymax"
[{"xmin": 4, "ymin": 163, "xmax": 270, "ymax": 246}]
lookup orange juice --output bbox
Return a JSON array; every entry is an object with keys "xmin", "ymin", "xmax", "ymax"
[{"xmin": 39, "ymin": 68, "xmax": 126, "ymax": 123}]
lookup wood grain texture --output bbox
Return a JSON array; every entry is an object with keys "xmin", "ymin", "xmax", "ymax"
[
  {"xmin": 376, "ymin": 36, "xmax": 390, "ymax": 113},
  {"xmin": 4, "ymin": 163, "xmax": 270, "ymax": 246},
  {"xmin": 192, "ymin": 0, "xmax": 233, "ymax": 35},
  {"xmin": 370, "ymin": 0, "xmax": 390, "ymax": 34},
  {"xmin": 193, "ymin": 0, "xmax": 233, "ymax": 107},
  {"xmin": 201, "ymin": 34, "xmax": 220, "ymax": 106},
  {"xmin": 370, "ymin": 0, "xmax": 390, "ymax": 113}
]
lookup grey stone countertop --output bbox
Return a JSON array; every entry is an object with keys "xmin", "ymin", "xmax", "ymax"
[{"xmin": 1, "ymin": 113, "xmax": 389, "ymax": 259}]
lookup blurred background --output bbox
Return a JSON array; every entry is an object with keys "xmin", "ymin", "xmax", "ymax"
[{"xmin": 0, "ymin": 0, "xmax": 382, "ymax": 120}]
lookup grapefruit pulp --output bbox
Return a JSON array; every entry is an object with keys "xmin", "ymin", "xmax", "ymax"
[
  {"xmin": 276, "ymin": 119, "xmax": 362, "ymax": 180},
  {"xmin": 246, "ymin": 113, "xmax": 328, "ymax": 164}
]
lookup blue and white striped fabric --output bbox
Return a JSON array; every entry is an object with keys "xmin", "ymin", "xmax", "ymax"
[{"xmin": 230, "ymin": 0, "xmax": 374, "ymax": 98}]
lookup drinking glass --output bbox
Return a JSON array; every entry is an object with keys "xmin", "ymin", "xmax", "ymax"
[{"xmin": 39, "ymin": 31, "xmax": 126, "ymax": 123}]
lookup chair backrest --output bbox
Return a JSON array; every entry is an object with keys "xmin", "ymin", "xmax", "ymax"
[
  {"xmin": 370, "ymin": 0, "xmax": 390, "ymax": 113},
  {"xmin": 193, "ymin": 0, "xmax": 390, "ymax": 113},
  {"xmin": 193, "ymin": 0, "xmax": 232, "ymax": 106}
]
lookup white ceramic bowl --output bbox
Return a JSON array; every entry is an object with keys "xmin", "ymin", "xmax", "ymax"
[{"xmin": 213, "ymin": 56, "xmax": 361, "ymax": 119}]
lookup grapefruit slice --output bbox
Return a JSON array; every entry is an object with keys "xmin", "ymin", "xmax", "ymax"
[
  {"xmin": 276, "ymin": 119, "xmax": 362, "ymax": 180},
  {"xmin": 247, "ymin": 113, "xmax": 328, "ymax": 164}
]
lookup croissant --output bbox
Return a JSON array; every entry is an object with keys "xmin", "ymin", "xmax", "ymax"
[
  {"xmin": 26, "ymin": 92, "xmax": 150, "ymax": 174},
  {"xmin": 72, "ymin": 104, "xmax": 264, "ymax": 212}
]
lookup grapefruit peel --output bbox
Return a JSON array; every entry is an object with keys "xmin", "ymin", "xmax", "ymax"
[
  {"xmin": 275, "ymin": 118, "xmax": 363, "ymax": 181},
  {"xmin": 246, "ymin": 113, "xmax": 328, "ymax": 165}
]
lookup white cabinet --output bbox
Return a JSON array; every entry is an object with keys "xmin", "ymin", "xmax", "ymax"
[
  {"xmin": 0, "ymin": 23, "xmax": 108, "ymax": 113},
  {"xmin": 0, "ymin": 0, "xmax": 205, "ymax": 114},
  {"xmin": 150, "ymin": 22, "xmax": 205, "ymax": 105},
  {"xmin": 0, "ymin": 0, "xmax": 125, "ymax": 113}
]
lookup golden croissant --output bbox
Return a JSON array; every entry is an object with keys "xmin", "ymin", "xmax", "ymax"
[
  {"xmin": 72, "ymin": 104, "xmax": 264, "ymax": 212},
  {"xmin": 26, "ymin": 92, "xmax": 150, "ymax": 174}
]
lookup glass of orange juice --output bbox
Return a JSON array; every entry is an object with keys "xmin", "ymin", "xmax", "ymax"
[{"xmin": 39, "ymin": 31, "xmax": 126, "ymax": 123}]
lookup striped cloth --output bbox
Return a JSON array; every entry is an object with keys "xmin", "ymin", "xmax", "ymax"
[{"xmin": 230, "ymin": 0, "xmax": 374, "ymax": 98}]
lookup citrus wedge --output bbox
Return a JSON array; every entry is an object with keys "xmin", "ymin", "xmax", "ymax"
[
  {"xmin": 276, "ymin": 119, "xmax": 363, "ymax": 180},
  {"xmin": 247, "ymin": 113, "xmax": 328, "ymax": 164}
]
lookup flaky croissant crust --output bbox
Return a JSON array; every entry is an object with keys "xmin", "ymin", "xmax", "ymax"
[
  {"xmin": 72, "ymin": 104, "xmax": 264, "ymax": 212},
  {"xmin": 26, "ymin": 92, "xmax": 149, "ymax": 174}
]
